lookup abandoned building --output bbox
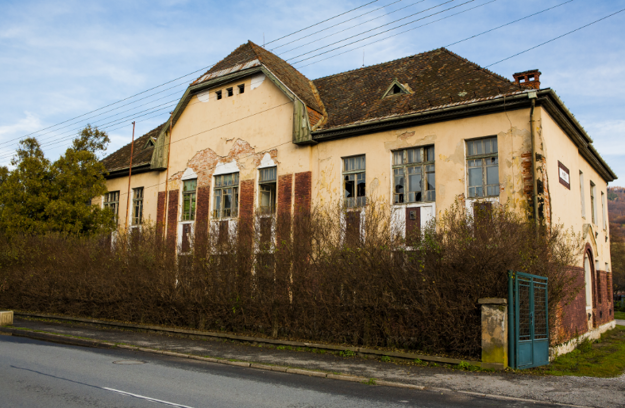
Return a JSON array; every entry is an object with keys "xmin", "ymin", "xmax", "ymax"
[{"xmin": 100, "ymin": 41, "xmax": 617, "ymax": 346}]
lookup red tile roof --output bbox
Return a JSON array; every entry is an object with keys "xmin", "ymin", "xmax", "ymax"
[
  {"xmin": 312, "ymin": 48, "xmax": 523, "ymax": 130},
  {"xmin": 195, "ymin": 41, "xmax": 324, "ymax": 115},
  {"xmin": 102, "ymin": 123, "xmax": 166, "ymax": 173}
]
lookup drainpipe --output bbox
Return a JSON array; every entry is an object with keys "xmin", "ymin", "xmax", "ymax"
[
  {"xmin": 124, "ymin": 121, "xmax": 136, "ymax": 231},
  {"xmin": 163, "ymin": 113, "xmax": 174, "ymax": 238},
  {"xmin": 529, "ymin": 92, "xmax": 539, "ymax": 236}
]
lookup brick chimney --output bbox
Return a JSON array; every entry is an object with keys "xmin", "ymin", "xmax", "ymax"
[{"xmin": 513, "ymin": 69, "xmax": 541, "ymax": 89}]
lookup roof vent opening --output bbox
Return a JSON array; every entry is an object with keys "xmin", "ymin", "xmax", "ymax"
[
  {"xmin": 513, "ymin": 69, "xmax": 541, "ymax": 90},
  {"xmin": 383, "ymin": 79, "xmax": 409, "ymax": 98}
]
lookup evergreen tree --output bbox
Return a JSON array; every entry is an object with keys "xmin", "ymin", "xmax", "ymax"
[{"xmin": 0, "ymin": 125, "xmax": 116, "ymax": 235}]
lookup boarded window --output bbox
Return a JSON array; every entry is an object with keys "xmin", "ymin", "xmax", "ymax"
[
  {"xmin": 260, "ymin": 217, "xmax": 272, "ymax": 250},
  {"xmin": 181, "ymin": 223, "xmax": 192, "ymax": 253},
  {"xmin": 405, "ymin": 207, "xmax": 421, "ymax": 246},
  {"xmin": 345, "ymin": 211, "xmax": 361, "ymax": 248},
  {"xmin": 218, "ymin": 220, "xmax": 229, "ymax": 246}
]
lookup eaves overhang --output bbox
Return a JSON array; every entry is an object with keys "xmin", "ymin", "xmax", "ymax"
[
  {"xmin": 311, "ymin": 89, "xmax": 616, "ymax": 183},
  {"xmin": 104, "ymin": 163, "xmax": 153, "ymax": 180}
]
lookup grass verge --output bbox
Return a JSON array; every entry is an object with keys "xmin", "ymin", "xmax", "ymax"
[
  {"xmin": 614, "ymin": 310, "xmax": 625, "ymax": 320},
  {"xmin": 530, "ymin": 326, "xmax": 625, "ymax": 377}
]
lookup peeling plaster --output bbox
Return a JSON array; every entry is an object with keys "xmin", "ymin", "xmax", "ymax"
[
  {"xmin": 197, "ymin": 91, "xmax": 211, "ymax": 103},
  {"xmin": 258, "ymin": 153, "xmax": 276, "ymax": 169},
  {"xmin": 181, "ymin": 167, "xmax": 198, "ymax": 180},
  {"xmin": 169, "ymin": 139, "xmax": 278, "ymax": 187},
  {"xmin": 250, "ymin": 74, "xmax": 266, "ymax": 90},
  {"xmin": 214, "ymin": 159, "xmax": 240, "ymax": 176}
]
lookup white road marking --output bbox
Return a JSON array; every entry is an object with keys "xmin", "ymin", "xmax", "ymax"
[{"xmin": 103, "ymin": 387, "xmax": 196, "ymax": 408}]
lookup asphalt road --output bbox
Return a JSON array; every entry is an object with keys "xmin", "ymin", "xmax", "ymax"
[{"xmin": 0, "ymin": 335, "xmax": 557, "ymax": 408}]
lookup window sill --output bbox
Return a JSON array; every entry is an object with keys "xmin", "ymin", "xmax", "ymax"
[{"xmin": 392, "ymin": 200, "xmax": 435, "ymax": 207}]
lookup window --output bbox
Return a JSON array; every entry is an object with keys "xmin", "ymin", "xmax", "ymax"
[
  {"xmin": 132, "ymin": 187, "xmax": 144, "ymax": 225},
  {"xmin": 602, "ymin": 191, "xmax": 607, "ymax": 230},
  {"xmin": 216, "ymin": 90, "xmax": 222, "ymax": 100},
  {"xmin": 466, "ymin": 137, "xmax": 499, "ymax": 198},
  {"xmin": 238, "ymin": 84, "xmax": 245, "ymax": 94},
  {"xmin": 393, "ymin": 146, "xmax": 435, "ymax": 204},
  {"xmin": 343, "ymin": 155, "xmax": 366, "ymax": 207},
  {"xmin": 259, "ymin": 167, "xmax": 276, "ymax": 215},
  {"xmin": 214, "ymin": 173, "xmax": 239, "ymax": 219},
  {"xmin": 182, "ymin": 179, "xmax": 197, "ymax": 221},
  {"xmin": 227, "ymin": 87, "xmax": 233, "ymax": 97},
  {"xmin": 590, "ymin": 181, "xmax": 597, "ymax": 224},
  {"xmin": 103, "ymin": 191, "xmax": 120, "ymax": 220},
  {"xmin": 580, "ymin": 171, "xmax": 586, "ymax": 218}
]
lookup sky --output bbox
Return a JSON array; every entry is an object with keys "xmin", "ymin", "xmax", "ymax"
[{"xmin": 0, "ymin": 0, "xmax": 623, "ymax": 184}]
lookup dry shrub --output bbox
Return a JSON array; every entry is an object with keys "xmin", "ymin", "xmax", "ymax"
[{"xmin": 0, "ymin": 200, "xmax": 580, "ymax": 358}]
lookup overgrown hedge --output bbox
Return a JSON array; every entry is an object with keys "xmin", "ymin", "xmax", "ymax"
[{"xmin": 0, "ymin": 202, "xmax": 580, "ymax": 359}]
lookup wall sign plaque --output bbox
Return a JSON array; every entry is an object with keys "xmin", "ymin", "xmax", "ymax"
[{"xmin": 558, "ymin": 161, "xmax": 570, "ymax": 189}]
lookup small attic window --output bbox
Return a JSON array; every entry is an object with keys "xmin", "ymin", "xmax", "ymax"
[
  {"xmin": 389, "ymin": 84, "xmax": 403, "ymax": 95},
  {"xmin": 144, "ymin": 138, "xmax": 156, "ymax": 149},
  {"xmin": 216, "ymin": 90, "xmax": 223, "ymax": 100},
  {"xmin": 227, "ymin": 87, "xmax": 234, "ymax": 97},
  {"xmin": 238, "ymin": 84, "xmax": 245, "ymax": 94},
  {"xmin": 383, "ymin": 80, "xmax": 409, "ymax": 98}
]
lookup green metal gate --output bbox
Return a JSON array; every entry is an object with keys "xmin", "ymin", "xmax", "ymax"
[{"xmin": 508, "ymin": 271, "xmax": 549, "ymax": 369}]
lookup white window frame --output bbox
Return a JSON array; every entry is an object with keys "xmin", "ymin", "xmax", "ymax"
[
  {"xmin": 602, "ymin": 191, "xmax": 607, "ymax": 230},
  {"xmin": 580, "ymin": 171, "xmax": 586, "ymax": 219}
]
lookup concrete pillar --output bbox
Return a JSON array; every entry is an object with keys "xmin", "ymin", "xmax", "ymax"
[
  {"xmin": 0, "ymin": 311, "xmax": 13, "ymax": 326},
  {"xmin": 479, "ymin": 298, "xmax": 508, "ymax": 370}
]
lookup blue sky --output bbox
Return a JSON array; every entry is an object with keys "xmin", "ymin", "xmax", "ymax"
[{"xmin": 0, "ymin": 0, "xmax": 623, "ymax": 184}]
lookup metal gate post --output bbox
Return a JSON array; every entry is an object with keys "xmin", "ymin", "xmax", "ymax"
[{"xmin": 479, "ymin": 298, "xmax": 508, "ymax": 370}]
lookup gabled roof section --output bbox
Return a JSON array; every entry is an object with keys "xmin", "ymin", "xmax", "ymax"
[
  {"xmin": 312, "ymin": 47, "xmax": 522, "ymax": 130},
  {"xmin": 193, "ymin": 41, "xmax": 324, "ymax": 115},
  {"xmin": 101, "ymin": 123, "xmax": 167, "ymax": 174}
]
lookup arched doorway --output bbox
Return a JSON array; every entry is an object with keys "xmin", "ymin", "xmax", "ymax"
[{"xmin": 583, "ymin": 247, "xmax": 597, "ymax": 328}]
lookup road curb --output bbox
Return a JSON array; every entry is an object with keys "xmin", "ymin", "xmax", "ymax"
[
  {"xmin": 0, "ymin": 326, "xmax": 592, "ymax": 408},
  {"xmin": 13, "ymin": 311, "xmax": 480, "ymax": 367}
]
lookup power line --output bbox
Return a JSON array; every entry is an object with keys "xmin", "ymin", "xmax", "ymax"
[
  {"xmin": 294, "ymin": 0, "xmax": 499, "ymax": 68},
  {"xmin": 8, "ymin": 2, "xmax": 387, "ymax": 146},
  {"xmin": 277, "ymin": 0, "xmax": 427, "ymax": 56},
  {"xmin": 270, "ymin": 0, "xmax": 406, "ymax": 52},
  {"xmin": 264, "ymin": 0, "xmax": 380, "ymax": 46},
  {"xmin": 286, "ymin": 0, "xmax": 461, "ymax": 62},
  {"xmin": 0, "ymin": 82, "xmax": 189, "ymax": 149},
  {"xmin": 289, "ymin": 0, "xmax": 477, "ymax": 64}
]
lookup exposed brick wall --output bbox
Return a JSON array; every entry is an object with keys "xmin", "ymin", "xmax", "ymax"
[
  {"xmin": 294, "ymin": 171, "xmax": 312, "ymax": 215},
  {"xmin": 277, "ymin": 174, "xmax": 293, "ymax": 244},
  {"xmin": 239, "ymin": 179, "xmax": 255, "ymax": 248},
  {"xmin": 166, "ymin": 189, "xmax": 179, "ymax": 254},
  {"xmin": 595, "ymin": 270, "xmax": 614, "ymax": 325},
  {"xmin": 556, "ymin": 266, "xmax": 588, "ymax": 343},
  {"xmin": 195, "ymin": 185, "xmax": 210, "ymax": 254},
  {"xmin": 521, "ymin": 153, "xmax": 552, "ymax": 227},
  {"xmin": 156, "ymin": 191, "xmax": 167, "ymax": 238}
]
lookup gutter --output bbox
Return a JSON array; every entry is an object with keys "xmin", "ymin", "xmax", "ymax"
[{"xmin": 529, "ymin": 92, "xmax": 539, "ymax": 233}]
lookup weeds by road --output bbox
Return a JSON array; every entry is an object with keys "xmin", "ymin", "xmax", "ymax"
[{"xmin": 530, "ymin": 326, "xmax": 625, "ymax": 377}]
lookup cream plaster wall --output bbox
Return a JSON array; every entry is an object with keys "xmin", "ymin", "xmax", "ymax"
[
  {"xmin": 104, "ymin": 171, "xmax": 160, "ymax": 229},
  {"xmin": 311, "ymin": 108, "xmax": 533, "ymax": 218},
  {"xmin": 540, "ymin": 108, "xmax": 611, "ymax": 269}
]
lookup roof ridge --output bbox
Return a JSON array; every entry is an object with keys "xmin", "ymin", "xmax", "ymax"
[
  {"xmin": 312, "ymin": 48, "xmax": 443, "ymax": 81},
  {"xmin": 439, "ymin": 47, "xmax": 521, "ymax": 88}
]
